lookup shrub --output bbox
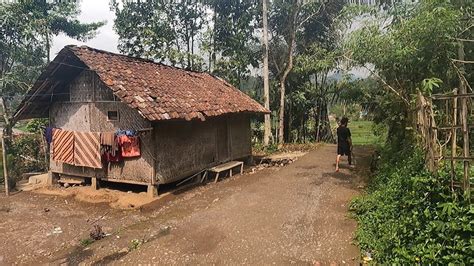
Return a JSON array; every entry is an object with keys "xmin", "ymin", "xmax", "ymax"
[
  {"xmin": 7, "ymin": 134, "xmax": 48, "ymax": 181},
  {"xmin": 351, "ymin": 148, "xmax": 473, "ymax": 264}
]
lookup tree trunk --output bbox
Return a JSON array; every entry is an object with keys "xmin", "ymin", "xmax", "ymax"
[
  {"xmin": 0, "ymin": 97, "xmax": 11, "ymax": 196},
  {"xmin": 278, "ymin": 2, "xmax": 298, "ymax": 146},
  {"xmin": 262, "ymin": 0, "xmax": 271, "ymax": 146},
  {"xmin": 211, "ymin": 2, "xmax": 217, "ymax": 71}
]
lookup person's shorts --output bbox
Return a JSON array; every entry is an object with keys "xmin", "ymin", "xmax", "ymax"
[{"xmin": 337, "ymin": 145, "xmax": 350, "ymax": 156}]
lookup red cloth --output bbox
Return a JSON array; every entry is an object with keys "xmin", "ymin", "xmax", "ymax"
[
  {"xmin": 117, "ymin": 135, "xmax": 141, "ymax": 157},
  {"xmin": 102, "ymin": 151, "xmax": 123, "ymax": 163}
]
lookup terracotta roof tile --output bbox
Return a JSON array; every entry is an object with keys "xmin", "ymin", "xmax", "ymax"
[{"xmin": 66, "ymin": 46, "xmax": 268, "ymax": 121}]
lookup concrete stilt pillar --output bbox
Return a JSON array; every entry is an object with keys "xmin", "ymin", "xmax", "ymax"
[
  {"xmin": 147, "ymin": 184, "xmax": 158, "ymax": 198},
  {"xmin": 91, "ymin": 177, "xmax": 99, "ymax": 190},
  {"xmin": 47, "ymin": 171, "xmax": 59, "ymax": 185}
]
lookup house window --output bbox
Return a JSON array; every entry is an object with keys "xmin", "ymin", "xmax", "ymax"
[{"xmin": 107, "ymin": 110, "xmax": 119, "ymax": 121}]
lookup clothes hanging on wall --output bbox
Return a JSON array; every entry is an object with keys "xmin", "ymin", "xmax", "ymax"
[
  {"xmin": 45, "ymin": 127, "xmax": 54, "ymax": 145},
  {"xmin": 116, "ymin": 129, "xmax": 137, "ymax": 137},
  {"xmin": 117, "ymin": 135, "xmax": 141, "ymax": 157},
  {"xmin": 73, "ymin": 131, "xmax": 102, "ymax": 168},
  {"xmin": 101, "ymin": 151, "xmax": 123, "ymax": 163},
  {"xmin": 51, "ymin": 128, "xmax": 74, "ymax": 164},
  {"xmin": 100, "ymin": 131, "xmax": 119, "ymax": 157},
  {"xmin": 100, "ymin": 132, "xmax": 115, "ymax": 146}
]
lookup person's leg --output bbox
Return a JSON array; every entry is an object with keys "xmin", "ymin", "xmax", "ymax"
[
  {"xmin": 348, "ymin": 152, "xmax": 352, "ymax": 165},
  {"xmin": 336, "ymin": 154, "xmax": 341, "ymax": 172}
]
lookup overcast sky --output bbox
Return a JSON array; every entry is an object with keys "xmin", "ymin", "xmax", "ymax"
[{"xmin": 51, "ymin": 0, "xmax": 119, "ymax": 56}]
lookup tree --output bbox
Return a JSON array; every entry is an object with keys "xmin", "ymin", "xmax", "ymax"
[
  {"xmin": 0, "ymin": 1, "xmax": 103, "ymax": 194},
  {"xmin": 276, "ymin": 0, "xmax": 298, "ymax": 146},
  {"xmin": 37, "ymin": 1, "xmax": 104, "ymax": 62},
  {"xmin": 1, "ymin": 1, "xmax": 104, "ymax": 134},
  {"xmin": 113, "ymin": 0, "xmax": 260, "ymax": 77},
  {"xmin": 294, "ymin": 44, "xmax": 341, "ymax": 142},
  {"xmin": 262, "ymin": 0, "xmax": 271, "ymax": 145},
  {"xmin": 345, "ymin": 0, "xmax": 467, "ymax": 143},
  {"xmin": 269, "ymin": 0, "xmax": 344, "ymax": 145}
]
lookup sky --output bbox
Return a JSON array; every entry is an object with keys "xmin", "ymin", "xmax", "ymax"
[{"xmin": 51, "ymin": 0, "xmax": 119, "ymax": 57}]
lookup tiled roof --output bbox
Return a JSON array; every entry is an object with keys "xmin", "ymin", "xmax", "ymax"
[{"xmin": 68, "ymin": 45, "xmax": 268, "ymax": 121}]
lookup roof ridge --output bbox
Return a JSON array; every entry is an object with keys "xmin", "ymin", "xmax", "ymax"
[{"xmin": 66, "ymin": 45, "xmax": 208, "ymax": 75}]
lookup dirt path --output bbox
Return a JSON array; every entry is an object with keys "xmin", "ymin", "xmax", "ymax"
[{"xmin": 0, "ymin": 144, "xmax": 372, "ymax": 265}]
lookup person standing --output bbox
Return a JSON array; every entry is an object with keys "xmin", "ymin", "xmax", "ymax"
[{"xmin": 336, "ymin": 117, "xmax": 352, "ymax": 172}]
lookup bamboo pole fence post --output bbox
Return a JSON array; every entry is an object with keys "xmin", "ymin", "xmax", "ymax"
[
  {"xmin": 460, "ymin": 88, "xmax": 470, "ymax": 197},
  {"xmin": 2, "ymin": 134, "xmax": 9, "ymax": 196},
  {"xmin": 451, "ymin": 88, "xmax": 458, "ymax": 191}
]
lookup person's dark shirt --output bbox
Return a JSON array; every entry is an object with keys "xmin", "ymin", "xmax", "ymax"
[{"xmin": 337, "ymin": 126, "xmax": 351, "ymax": 148}]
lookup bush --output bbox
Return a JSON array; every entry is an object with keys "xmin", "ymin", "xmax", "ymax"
[
  {"xmin": 351, "ymin": 147, "xmax": 473, "ymax": 264},
  {"xmin": 7, "ymin": 134, "xmax": 48, "ymax": 181}
]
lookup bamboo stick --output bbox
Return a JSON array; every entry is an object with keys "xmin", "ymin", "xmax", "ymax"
[
  {"xmin": 451, "ymin": 89, "xmax": 458, "ymax": 190},
  {"xmin": 2, "ymin": 135, "xmax": 9, "ymax": 196}
]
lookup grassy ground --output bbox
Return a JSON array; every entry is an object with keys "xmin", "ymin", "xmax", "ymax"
[
  {"xmin": 329, "ymin": 120, "xmax": 385, "ymax": 146},
  {"xmin": 349, "ymin": 120, "xmax": 385, "ymax": 146}
]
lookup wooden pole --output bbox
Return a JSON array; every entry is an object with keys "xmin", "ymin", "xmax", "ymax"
[
  {"xmin": 451, "ymin": 89, "xmax": 458, "ymax": 191},
  {"xmin": 460, "ymin": 91, "xmax": 470, "ymax": 197},
  {"xmin": 2, "ymin": 134, "xmax": 9, "ymax": 196},
  {"xmin": 458, "ymin": 22, "xmax": 470, "ymax": 198}
]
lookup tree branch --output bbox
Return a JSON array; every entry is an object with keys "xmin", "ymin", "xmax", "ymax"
[
  {"xmin": 343, "ymin": 54, "xmax": 410, "ymax": 106},
  {"xmin": 297, "ymin": 1, "xmax": 325, "ymax": 29},
  {"xmin": 450, "ymin": 60, "xmax": 473, "ymax": 92},
  {"xmin": 451, "ymin": 59, "xmax": 474, "ymax": 64},
  {"xmin": 451, "ymin": 37, "xmax": 474, "ymax": 43}
]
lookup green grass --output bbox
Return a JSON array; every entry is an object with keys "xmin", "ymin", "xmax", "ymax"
[
  {"xmin": 331, "ymin": 120, "xmax": 386, "ymax": 146},
  {"xmin": 350, "ymin": 120, "xmax": 382, "ymax": 145}
]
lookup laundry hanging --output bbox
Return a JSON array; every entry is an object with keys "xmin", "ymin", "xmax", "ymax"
[
  {"xmin": 73, "ymin": 131, "xmax": 102, "ymax": 168},
  {"xmin": 45, "ymin": 127, "xmax": 54, "ymax": 145},
  {"xmin": 117, "ymin": 135, "xmax": 141, "ymax": 157},
  {"xmin": 52, "ymin": 128, "xmax": 74, "ymax": 164},
  {"xmin": 100, "ymin": 131, "xmax": 115, "ymax": 147}
]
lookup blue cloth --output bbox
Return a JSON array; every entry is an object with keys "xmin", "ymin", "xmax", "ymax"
[
  {"xmin": 45, "ymin": 127, "xmax": 53, "ymax": 144},
  {"xmin": 115, "ymin": 129, "xmax": 137, "ymax": 137}
]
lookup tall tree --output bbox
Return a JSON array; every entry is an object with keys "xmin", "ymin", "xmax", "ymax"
[
  {"xmin": 269, "ymin": 0, "xmax": 343, "ymax": 145},
  {"xmin": 1, "ymin": 3, "xmax": 43, "ymax": 136},
  {"xmin": 262, "ymin": 0, "xmax": 271, "ymax": 145},
  {"xmin": 113, "ymin": 0, "xmax": 260, "ymax": 83},
  {"xmin": 0, "ymin": 0, "xmax": 103, "ymax": 193},
  {"xmin": 37, "ymin": 1, "xmax": 104, "ymax": 62},
  {"xmin": 276, "ymin": 1, "xmax": 298, "ymax": 146}
]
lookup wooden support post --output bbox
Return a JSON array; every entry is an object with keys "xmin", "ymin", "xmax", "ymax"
[
  {"xmin": 240, "ymin": 163, "xmax": 244, "ymax": 175},
  {"xmin": 457, "ymin": 27, "xmax": 470, "ymax": 198},
  {"xmin": 91, "ymin": 177, "xmax": 99, "ymax": 190},
  {"xmin": 2, "ymin": 135, "xmax": 9, "ymax": 196},
  {"xmin": 460, "ymin": 92, "xmax": 470, "ymax": 197},
  {"xmin": 451, "ymin": 89, "xmax": 458, "ymax": 190},
  {"xmin": 214, "ymin": 172, "xmax": 220, "ymax": 183},
  {"xmin": 200, "ymin": 171, "xmax": 208, "ymax": 183},
  {"xmin": 147, "ymin": 184, "xmax": 158, "ymax": 198},
  {"xmin": 230, "ymin": 169, "xmax": 233, "ymax": 177}
]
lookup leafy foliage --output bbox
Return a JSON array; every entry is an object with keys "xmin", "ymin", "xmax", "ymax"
[
  {"xmin": 112, "ymin": 0, "xmax": 260, "ymax": 81},
  {"xmin": 7, "ymin": 134, "xmax": 47, "ymax": 181},
  {"xmin": 0, "ymin": 0, "xmax": 103, "ymax": 121},
  {"xmin": 344, "ymin": 0, "xmax": 469, "ymax": 142},
  {"xmin": 351, "ymin": 146, "xmax": 473, "ymax": 263}
]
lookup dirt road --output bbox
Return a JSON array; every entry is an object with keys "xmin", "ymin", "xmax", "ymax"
[{"xmin": 0, "ymin": 144, "xmax": 371, "ymax": 265}]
